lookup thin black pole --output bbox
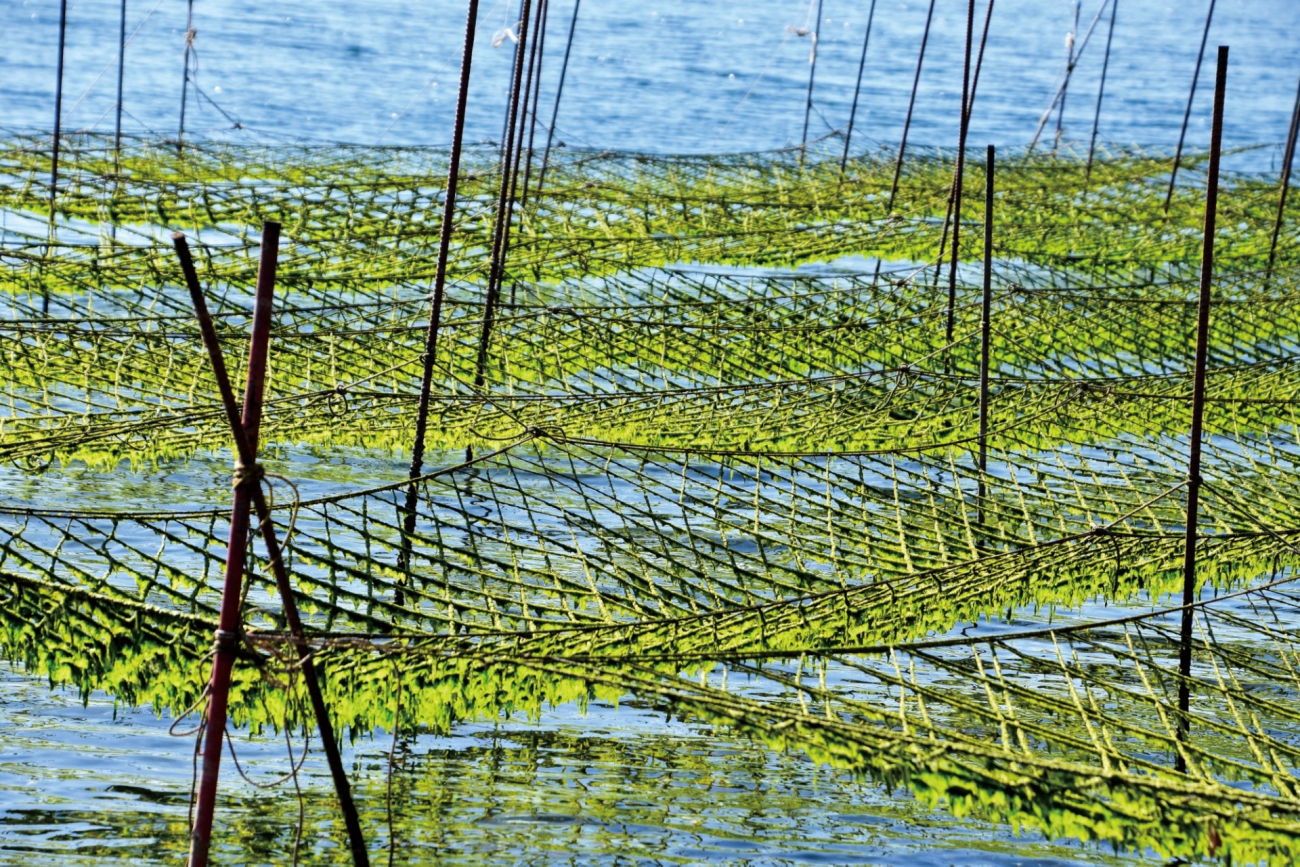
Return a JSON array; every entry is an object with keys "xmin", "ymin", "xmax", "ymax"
[
  {"xmin": 977, "ymin": 144, "xmax": 994, "ymax": 530},
  {"xmin": 178, "ymin": 0, "xmax": 194, "ymax": 148},
  {"xmin": 474, "ymin": 0, "xmax": 534, "ymax": 388},
  {"xmin": 945, "ymin": 0, "xmax": 979, "ymax": 360},
  {"xmin": 800, "ymin": 0, "xmax": 826, "ymax": 162},
  {"xmin": 840, "ymin": 0, "xmax": 879, "ymax": 175},
  {"xmin": 932, "ymin": 0, "xmax": 995, "ymax": 293},
  {"xmin": 46, "ymin": 0, "xmax": 69, "ymax": 315},
  {"xmin": 537, "ymin": 0, "xmax": 580, "ymax": 197},
  {"xmin": 1266, "ymin": 70, "xmax": 1300, "ymax": 277},
  {"xmin": 114, "ymin": 0, "xmax": 127, "ymax": 175},
  {"xmin": 1175, "ymin": 44, "xmax": 1227, "ymax": 775},
  {"xmin": 1053, "ymin": 1, "xmax": 1081, "ymax": 153},
  {"xmin": 502, "ymin": 0, "xmax": 547, "ymax": 307},
  {"xmin": 398, "ymin": 0, "xmax": 482, "ymax": 596},
  {"xmin": 515, "ymin": 0, "xmax": 550, "ymax": 306},
  {"xmin": 1164, "ymin": 0, "xmax": 1217, "ymax": 212},
  {"xmin": 885, "ymin": 0, "xmax": 937, "ymax": 213},
  {"xmin": 1085, "ymin": 0, "xmax": 1117, "ymax": 183}
]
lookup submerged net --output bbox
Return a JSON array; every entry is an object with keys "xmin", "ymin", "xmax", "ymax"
[{"xmin": 4, "ymin": 132, "xmax": 1300, "ymax": 862}]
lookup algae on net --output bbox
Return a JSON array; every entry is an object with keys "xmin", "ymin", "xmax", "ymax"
[{"xmin": 3, "ymin": 137, "xmax": 1300, "ymax": 863}]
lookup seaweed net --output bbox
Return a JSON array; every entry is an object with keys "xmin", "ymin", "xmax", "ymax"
[{"xmin": 4, "ymin": 133, "xmax": 1300, "ymax": 861}]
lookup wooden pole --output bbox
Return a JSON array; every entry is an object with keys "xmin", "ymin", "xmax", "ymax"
[
  {"xmin": 840, "ymin": 0, "xmax": 879, "ymax": 175},
  {"xmin": 501, "ymin": 0, "xmax": 548, "ymax": 308},
  {"xmin": 45, "ymin": 0, "xmax": 69, "ymax": 315},
  {"xmin": 1266, "ymin": 70, "xmax": 1300, "ymax": 277},
  {"xmin": 1053, "ymin": 1, "xmax": 1081, "ymax": 153},
  {"xmin": 398, "ymin": 0, "xmax": 483, "ymax": 592},
  {"xmin": 176, "ymin": 223, "xmax": 369, "ymax": 867},
  {"xmin": 1164, "ymin": 0, "xmax": 1217, "ymax": 212},
  {"xmin": 1175, "ymin": 45, "xmax": 1227, "ymax": 774},
  {"xmin": 114, "ymin": 0, "xmax": 127, "ymax": 175},
  {"xmin": 977, "ymin": 145, "xmax": 994, "ymax": 530}
]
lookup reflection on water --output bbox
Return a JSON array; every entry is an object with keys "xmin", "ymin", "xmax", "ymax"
[{"xmin": 0, "ymin": 667, "xmax": 1142, "ymax": 866}]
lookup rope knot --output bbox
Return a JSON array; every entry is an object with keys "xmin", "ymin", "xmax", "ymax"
[
  {"xmin": 232, "ymin": 460, "xmax": 265, "ymax": 491},
  {"xmin": 212, "ymin": 628, "xmax": 241, "ymax": 655},
  {"xmin": 184, "ymin": 27, "xmax": 197, "ymax": 46}
]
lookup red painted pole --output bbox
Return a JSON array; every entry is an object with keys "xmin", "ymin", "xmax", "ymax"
[{"xmin": 183, "ymin": 221, "xmax": 280, "ymax": 867}]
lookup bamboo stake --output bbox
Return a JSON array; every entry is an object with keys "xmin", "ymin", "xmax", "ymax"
[
  {"xmin": 114, "ymin": 0, "xmax": 127, "ymax": 176},
  {"xmin": 399, "ymin": 0, "xmax": 483, "ymax": 594},
  {"xmin": 176, "ymin": 223, "xmax": 370, "ymax": 867},
  {"xmin": 1164, "ymin": 0, "xmax": 1217, "ymax": 212},
  {"xmin": 885, "ymin": 0, "xmax": 936, "ymax": 214},
  {"xmin": 946, "ymin": 0, "xmax": 980, "ymax": 364},
  {"xmin": 1053, "ymin": 1, "xmax": 1081, "ymax": 153},
  {"xmin": 1175, "ymin": 44, "xmax": 1227, "ymax": 774}
]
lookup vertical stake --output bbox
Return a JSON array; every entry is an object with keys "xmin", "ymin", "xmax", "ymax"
[
  {"xmin": 839, "ymin": 0, "xmax": 879, "ymax": 176},
  {"xmin": 537, "ymin": 0, "xmax": 580, "ymax": 199},
  {"xmin": 1175, "ymin": 44, "xmax": 1227, "ymax": 775},
  {"xmin": 114, "ymin": 0, "xmax": 128, "ymax": 175},
  {"xmin": 884, "ymin": 0, "xmax": 937, "ymax": 214},
  {"xmin": 176, "ymin": 223, "xmax": 369, "ymax": 867},
  {"xmin": 1053, "ymin": 1, "xmax": 1081, "ymax": 153},
  {"xmin": 977, "ymin": 145, "xmax": 994, "ymax": 531},
  {"xmin": 799, "ymin": 0, "xmax": 826, "ymax": 163},
  {"xmin": 1164, "ymin": 0, "xmax": 1217, "ymax": 212},
  {"xmin": 502, "ymin": 0, "xmax": 548, "ymax": 308},
  {"xmin": 946, "ymin": 0, "xmax": 979, "ymax": 370},
  {"xmin": 177, "ymin": 0, "xmax": 195, "ymax": 149},
  {"xmin": 1085, "ymin": 0, "xmax": 1117, "ymax": 183},
  {"xmin": 46, "ymin": 0, "xmax": 69, "ymax": 315},
  {"xmin": 1266, "ymin": 70, "xmax": 1300, "ymax": 277},
  {"xmin": 475, "ymin": 0, "xmax": 535, "ymax": 388},
  {"xmin": 399, "ymin": 0, "xmax": 483, "ymax": 596}
]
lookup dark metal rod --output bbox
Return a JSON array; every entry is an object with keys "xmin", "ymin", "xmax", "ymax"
[
  {"xmin": 399, "ymin": 0, "xmax": 483, "ymax": 581},
  {"xmin": 501, "ymin": 0, "xmax": 548, "ymax": 308},
  {"xmin": 177, "ymin": 224, "xmax": 369, "ymax": 867},
  {"xmin": 474, "ymin": 0, "xmax": 534, "ymax": 388},
  {"xmin": 978, "ymin": 144, "xmax": 994, "ymax": 528},
  {"xmin": 500, "ymin": 0, "xmax": 518, "ymax": 154},
  {"xmin": 1053, "ymin": 1, "xmax": 1081, "ymax": 152},
  {"xmin": 1266, "ymin": 70, "xmax": 1300, "ymax": 276},
  {"xmin": 518, "ymin": 0, "xmax": 550, "ymax": 216},
  {"xmin": 537, "ymin": 0, "xmax": 580, "ymax": 197},
  {"xmin": 885, "ymin": 0, "xmax": 936, "ymax": 213},
  {"xmin": 945, "ymin": 0, "xmax": 979, "ymax": 358},
  {"xmin": 840, "ymin": 0, "xmax": 879, "ymax": 175},
  {"xmin": 931, "ymin": 0, "xmax": 995, "ymax": 292},
  {"xmin": 1164, "ymin": 0, "xmax": 1217, "ymax": 212},
  {"xmin": 114, "ymin": 0, "xmax": 127, "ymax": 174},
  {"xmin": 800, "ymin": 0, "xmax": 826, "ymax": 161},
  {"xmin": 1085, "ymin": 0, "xmax": 1117, "ymax": 182},
  {"xmin": 178, "ymin": 0, "xmax": 194, "ymax": 148},
  {"xmin": 45, "ymin": 0, "xmax": 69, "ymax": 315},
  {"xmin": 1175, "ymin": 44, "xmax": 1227, "ymax": 774}
]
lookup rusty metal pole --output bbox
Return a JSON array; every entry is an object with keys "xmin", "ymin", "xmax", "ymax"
[
  {"xmin": 1164, "ymin": 0, "xmax": 1217, "ymax": 212},
  {"xmin": 1266, "ymin": 70, "xmax": 1300, "ymax": 277},
  {"xmin": 399, "ymin": 0, "xmax": 484, "ymax": 589},
  {"xmin": 176, "ymin": 223, "xmax": 369, "ymax": 867},
  {"xmin": 1175, "ymin": 45, "xmax": 1227, "ymax": 775}
]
